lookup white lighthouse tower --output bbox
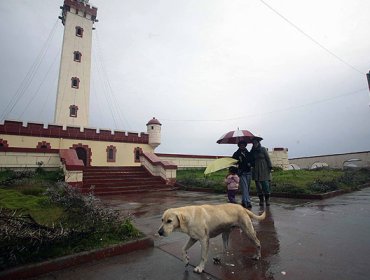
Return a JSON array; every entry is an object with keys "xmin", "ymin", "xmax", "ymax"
[
  {"xmin": 54, "ymin": 0, "xmax": 98, "ymax": 127},
  {"xmin": 146, "ymin": 117, "xmax": 162, "ymax": 149}
]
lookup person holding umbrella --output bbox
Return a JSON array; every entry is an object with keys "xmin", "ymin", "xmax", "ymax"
[
  {"xmin": 251, "ymin": 137, "xmax": 273, "ymax": 206},
  {"xmin": 232, "ymin": 140, "xmax": 253, "ymax": 209}
]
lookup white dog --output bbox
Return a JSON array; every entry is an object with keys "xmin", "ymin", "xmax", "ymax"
[{"xmin": 158, "ymin": 203, "xmax": 266, "ymax": 273}]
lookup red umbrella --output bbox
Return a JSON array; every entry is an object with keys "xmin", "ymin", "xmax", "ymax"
[{"xmin": 216, "ymin": 129, "xmax": 262, "ymax": 144}]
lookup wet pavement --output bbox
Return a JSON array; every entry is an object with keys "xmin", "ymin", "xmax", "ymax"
[{"xmin": 33, "ymin": 188, "xmax": 370, "ymax": 280}]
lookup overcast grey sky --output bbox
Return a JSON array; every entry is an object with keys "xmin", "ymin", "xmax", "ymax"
[{"xmin": 0, "ymin": 0, "xmax": 369, "ymax": 158}]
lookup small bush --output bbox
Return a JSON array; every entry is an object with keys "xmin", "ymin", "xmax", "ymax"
[
  {"xmin": 308, "ymin": 179, "xmax": 338, "ymax": 193},
  {"xmin": 0, "ymin": 182, "xmax": 142, "ymax": 270},
  {"xmin": 18, "ymin": 186, "xmax": 45, "ymax": 196}
]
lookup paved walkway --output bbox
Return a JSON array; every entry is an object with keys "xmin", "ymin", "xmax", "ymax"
[{"xmin": 33, "ymin": 188, "xmax": 370, "ymax": 280}]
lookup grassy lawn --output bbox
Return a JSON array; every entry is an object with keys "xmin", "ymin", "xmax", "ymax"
[
  {"xmin": 177, "ymin": 168, "xmax": 370, "ymax": 194},
  {"xmin": 0, "ymin": 169, "xmax": 142, "ymax": 270}
]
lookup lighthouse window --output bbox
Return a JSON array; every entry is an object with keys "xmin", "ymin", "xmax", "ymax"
[
  {"xmin": 74, "ymin": 51, "xmax": 81, "ymax": 62},
  {"xmin": 69, "ymin": 105, "xmax": 78, "ymax": 117},
  {"xmin": 75, "ymin": 26, "xmax": 84, "ymax": 37},
  {"xmin": 71, "ymin": 77, "xmax": 80, "ymax": 89},
  {"xmin": 151, "ymin": 126, "xmax": 154, "ymax": 130}
]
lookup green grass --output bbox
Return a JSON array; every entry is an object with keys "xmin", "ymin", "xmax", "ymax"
[
  {"xmin": 0, "ymin": 169, "xmax": 65, "ymax": 225},
  {"xmin": 0, "ymin": 170, "xmax": 143, "ymax": 270},
  {"xmin": 177, "ymin": 168, "xmax": 370, "ymax": 195},
  {"xmin": 0, "ymin": 188, "xmax": 63, "ymax": 225}
]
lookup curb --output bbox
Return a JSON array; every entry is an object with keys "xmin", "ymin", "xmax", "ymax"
[
  {"xmin": 176, "ymin": 183, "xmax": 370, "ymax": 200},
  {"xmin": 0, "ymin": 237, "xmax": 154, "ymax": 280}
]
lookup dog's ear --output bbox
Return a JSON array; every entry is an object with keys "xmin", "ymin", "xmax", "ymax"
[{"xmin": 176, "ymin": 211, "xmax": 189, "ymax": 232}]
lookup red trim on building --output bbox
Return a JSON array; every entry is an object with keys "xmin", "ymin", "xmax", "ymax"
[
  {"xmin": 142, "ymin": 152, "xmax": 177, "ymax": 169},
  {"xmin": 155, "ymin": 153, "xmax": 226, "ymax": 159},
  {"xmin": 273, "ymin": 147, "xmax": 288, "ymax": 151},
  {"xmin": 0, "ymin": 138, "xmax": 9, "ymax": 148},
  {"xmin": 146, "ymin": 117, "xmax": 162, "ymax": 126},
  {"xmin": 0, "ymin": 121, "xmax": 149, "ymax": 144},
  {"xmin": 59, "ymin": 149, "xmax": 84, "ymax": 170},
  {"xmin": 64, "ymin": 0, "xmax": 98, "ymax": 17},
  {"xmin": 37, "ymin": 141, "xmax": 51, "ymax": 149},
  {"xmin": 0, "ymin": 147, "xmax": 59, "ymax": 153}
]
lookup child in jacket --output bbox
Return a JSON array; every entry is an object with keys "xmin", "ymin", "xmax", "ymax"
[{"xmin": 224, "ymin": 166, "xmax": 240, "ymax": 203}]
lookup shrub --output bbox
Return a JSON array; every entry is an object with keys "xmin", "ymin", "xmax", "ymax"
[
  {"xmin": 0, "ymin": 170, "xmax": 35, "ymax": 186},
  {"xmin": 308, "ymin": 179, "xmax": 338, "ymax": 193},
  {"xmin": 0, "ymin": 182, "xmax": 142, "ymax": 270}
]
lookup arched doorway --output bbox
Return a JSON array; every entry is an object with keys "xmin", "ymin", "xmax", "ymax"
[
  {"xmin": 76, "ymin": 147, "xmax": 87, "ymax": 166},
  {"xmin": 71, "ymin": 143, "xmax": 92, "ymax": 166}
]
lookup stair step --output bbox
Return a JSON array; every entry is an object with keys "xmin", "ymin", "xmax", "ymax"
[
  {"xmin": 83, "ymin": 181, "xmax": 165, "ymax": 188},
  {"xmin": 83, "ymin": 177, "xmax": 163, "ymax": 182},
  {"xmin": 83, "ymin": 174, "xmax": 151, "ymax": 179},
  {"xmin": 81, "ymin": 184, "xmax": 167, "ymax": 191},
  {"xmin": 84, "ymin": 166, "xmax": 145, "ymax": 171},
  {"xmin": 79, "ymin": 185, "xmax": 178, "ymax": 195},
  {"xmin": 81, "ymin": 166, "xmax": 175, "ymax": 196}
]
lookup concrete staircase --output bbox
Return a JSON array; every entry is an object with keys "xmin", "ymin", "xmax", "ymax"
[{"xmin": 81, "ymin": 166, "xmax": 177, "ymax": 195}]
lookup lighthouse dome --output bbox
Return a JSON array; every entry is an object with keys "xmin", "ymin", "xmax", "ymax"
[{"xmin": 146, "ymin": 117, "xmax": 162, "ymax": 126}]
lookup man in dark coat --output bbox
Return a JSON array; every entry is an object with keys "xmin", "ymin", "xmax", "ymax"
[
  {"xmin": 232, "ymin": 140, "xmax": 253, "ymax": 208},
  {"xmin": 251, "ymin": 137, "xmax": 273, "ymax": 206}
]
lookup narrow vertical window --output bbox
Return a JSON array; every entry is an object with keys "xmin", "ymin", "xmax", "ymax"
[
  {"xmin": 75, "ymin": 26, "xmax": 84, "ymax": 37},
  {"xmin": 71, "ymin": 77, "xmax": 80, "ymax": 89},
  {"xmin": 69, "ymin": 105, "xmax": 78, "ymax": 117},
  {"xmin": 74, "ymin": 51, "xmax": 82, "ymax": 62},
  {"xmin": 134, "ymin": 147, "xmax": 142, "ymax": 163},
  {"xmin": 106, "ymin": 145, "xmax": 117, "ymax": 162}
]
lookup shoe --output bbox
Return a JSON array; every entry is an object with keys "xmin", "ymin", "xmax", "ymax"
[{"xmin": 246, "ymin": 203, "xmax": 252, "ymax": 209}]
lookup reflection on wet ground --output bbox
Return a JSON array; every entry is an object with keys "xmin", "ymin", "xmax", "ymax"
[{"xmin": 99, "ymin": 188, "xmax": 370, "ymax": 280}]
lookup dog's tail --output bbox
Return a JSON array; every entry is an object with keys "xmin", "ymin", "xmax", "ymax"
[{"xmin": 245, "ymin": 209, "xmax": 266, "ymax": 221}]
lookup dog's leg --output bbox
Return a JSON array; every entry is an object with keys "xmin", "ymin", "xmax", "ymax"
[
  {"xmin": 240, "ymin": 221, "xmax": 262, "ymax": 260},
  {"xmin": 222, "ymin": 230, "xmax": 230, "ymax": 252},
  {"xmin": 182, "ymin": 237, "xmax": 197, "ymax": 266},
  {"xmin": 212, "ymin": 230, "xmax": 231, "ymax": 265},
  {"xmin": 249, "ymin": 235, "xmax": 261, "ymax": 260},
  {"xmin": 194, "ymin": 237, "xmax": 209, "ymax": 273}
]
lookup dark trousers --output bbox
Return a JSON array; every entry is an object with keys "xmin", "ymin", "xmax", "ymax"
[
  {"xmin": 255, "ymin": 180, "xmax": 270, "ymax": 195},
  {"xmin": 227, "ymin": 189, "xmax": 237, "ymax": 203}
]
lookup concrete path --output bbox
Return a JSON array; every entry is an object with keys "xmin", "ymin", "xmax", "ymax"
[{"xmin": 33, "ymin": 188, "xmax": 370, "ymax": 280}]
